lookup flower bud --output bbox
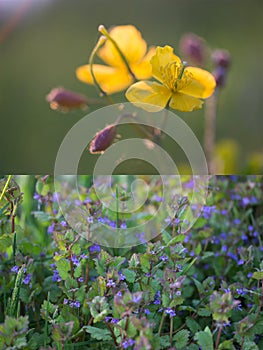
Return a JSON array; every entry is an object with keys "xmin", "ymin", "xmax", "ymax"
[
  {"xmin": 213, "ymin": 66, "xmax": 227, "ymax": 88},
  {"xmin": 89, "ymin": 124, "xmax": 117, "ymax": 154},
  {"xmin": 179, "ymin": 33, "xmax": 207, "ymax": 66},
  {"xmin": 46, "ymin": 87, "xmax": 88, "ymax": 111},
  {"xmin": 211, "ymin": 49, "xmax": 231, "ymax": 68}
]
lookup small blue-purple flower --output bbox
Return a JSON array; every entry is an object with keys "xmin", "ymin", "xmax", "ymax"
[
  {"xmin": 107, "ymin": 279, "xmax": 116, "ymax": 288},
  {"xmin": 23, "ymin": 274, "xmax": 32, "ymax": 285},
  {"xmin": 165, "ymin": 307, "xmax": 176, "ymax": 317},
  {"xmin": 122, "ymin": 338, "xmax": 136, "ymax": 349},
  {"xmin": 11, "ymin": 265, "xmax": 20, "ymax": 273}
]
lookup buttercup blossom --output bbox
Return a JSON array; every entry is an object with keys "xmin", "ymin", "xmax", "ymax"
[
  {"xmin": 76, "ymin": 25, "xmax": 155, "ymax": 94},
  {"xmin": 126, "ymin": 45, "xmax": 216, "ymax": 112}
]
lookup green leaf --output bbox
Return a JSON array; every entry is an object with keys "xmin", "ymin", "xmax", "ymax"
[
  {"xmin": 192, "ymin": 277, "xmax": 205, "ymax": 295},
  {"xmin": 166, "ymin": 234, "xmax": 186, "ymax": 246},
  {"xmin": 173, "ymin": 329, "xmax": 190, "ymax": 349},
  {"xmin": 140, "ymin": 254, "xmax": 151, "ymax": 273},
  {"xmin": 56, "ymin": 258, "xmax": 70, "ymax": 280},
  {"xmin": 89, "ymin": 296, "xmax": 110, "ymax": 323},
  {"xmin": 186, "ymin": 317, "xmax": 201, "ymax": 334},
  {"xmin": 72, "ymin": 243, "xmax": 81, "ymax": 255},
  {"xmin": 84, "ymin": 326, "xmax": 112, "ymax": 341},
  {"xmin": 31, "ymin": 211, "xmax": 51, "ymax": 223},
  {"xmin": 218, "ymin": 339, "xmax": 235, "ymax": 350},
  {"xmin": 242, "ymin": 341, "xmax": 259, "ymax": 350},
  {"xmin": 252, "ymin": 271, "xmax": 263, "ymax": 280},
  {"xmin": 159, "ymin": 335, "xmax": 170, "ymax": 349},
  {"xmin": 0, "ymin": 234, "xmax": 12, "ymax": 252},
  {"xmin": 197, "ymin": 307, "xmax": 212, "ymax": 317},
  {"xmin": 122, "ymin": 268, "xmax": 136, "ymax": 283},
  {"xmin": 194, "ymin": 326, "xmax": 214, "ymax": 350}
]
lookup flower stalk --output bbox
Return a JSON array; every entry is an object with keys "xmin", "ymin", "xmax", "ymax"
[{"xmin": 98, "ymin": 25, "xmax": 137, "ymax": 81}]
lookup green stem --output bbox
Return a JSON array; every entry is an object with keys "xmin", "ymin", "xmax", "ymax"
[
  {"xmin": 44, "ymin": 292, "xmax": 50, "ymax": 347},
  {"xmin": 158, "ymin": 311, "xmax": 166, "ymax": 336},
  {"xmin": 204, "ymin": 91, "xmax": 218, "ymax": 174},
  {"xmin": 89, "ymin": 36, "xmax": 107, "ymax": 96},
  {"xmin": 98, "ymin": 25, "xmax": 137, "ymax": 81},
  {"xmin": 0, "ymin": 175, "xmax": 13, "ymax": 202},
  {"xmin": 170, "ymin": 316, "xmax": 173, "ymax": 347},
  {"xmin": 116, "ymin": 186, "xmax": 119, "ymax": 229},
  {"xmin": 215, "ymin": 323, "xmax": 223, "ymax": 350}
]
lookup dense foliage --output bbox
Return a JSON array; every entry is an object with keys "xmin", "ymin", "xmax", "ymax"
[{"xmin": 0, "ymin": 176, "xmax": 263, "ymax": 349}]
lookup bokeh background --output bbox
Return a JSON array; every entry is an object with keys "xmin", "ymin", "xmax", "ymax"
[{"xmin": 0, "ymin": 0, "xmax": 262, "ymax": 173}]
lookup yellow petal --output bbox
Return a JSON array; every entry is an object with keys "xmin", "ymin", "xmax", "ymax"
[
  {"xmin": 131, "ymin": 46, "xmax": 156, "ymax": 79},
  {"xmin": 76, "ymin": 64, "xmax": 133, "ymax": 94},
  {"xmin": 98, "ymin": 25, "xmax": 147, "ymax": 68},
  {"xmin": 126, "ymin": 80, "xmax": 172, "ymax": 112},
  {"xmin": 179, "ymin": 67, "xmax": 216, "ymax": 98},
  {"xmin": 169, "ymin": 92, "xmax": 203, "ymax": 112},
  {"xmin": 150, "ymin": 45, "xmax": 181, "ymax": 83}
]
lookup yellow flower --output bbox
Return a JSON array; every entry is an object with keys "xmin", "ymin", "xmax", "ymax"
[
  {"xmin": 126, "ymin": 45, "xmax": 216, "ymax": 112},
  {"xmin": 76, "ymin": 25, "xmax": 155, "ymax": 94}
]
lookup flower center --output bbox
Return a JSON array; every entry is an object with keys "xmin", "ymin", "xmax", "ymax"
[{"xmin": 160, "ymin": 62, "xmax": 193, "ymax": 92}]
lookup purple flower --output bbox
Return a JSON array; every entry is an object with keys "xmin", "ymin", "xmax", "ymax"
[
  {"xmin": 80, "ymin": 253, "xmax": 88, "ymax": 259},
  {"xmin": 52, "ymin": 269, "xmax": 62, "ymax": 282},
  {"xmin": 165, "ymin": 307, "xmax": 176, "ymax": 317},
  {"xmin": 107, "ymin": 279, "xmax": 116, "ymax": 288},
  {"xmin": 237, "ymin": 259, "xmax": 244, "ymax": 266},
  {"xmin": 132, "ymin": 293, "xmax": 142, "ymax": 303},
  {"xmin": 71, "ymin": 255, "xmax": 80, "ymax": 266},
  {"xmin": 98, "ymin": 217, "xmax": 106, "ymax": 224},
  {"xmin": 123, "ymin": 338, "xmax": 135, "ymax": 349},
  {"xmin": 116, "ymin": 291, "xmax": 122, "ymax": 297},
  {"xmin": 63, "ymin": 298, "xmax": 69, "ymax": 305},
  {"xmin": 120, "ymin": 222, "xmax": 127, "ymax": 229},
  {"xmin": 242, "ymin": 197, "xmax": 250, "ymax": 206},
  {"xmin": 89, "ymin": 244, "xmax": 101, "ymax": 253},
  {"xmin": 33, "ymin": 193, "xmax": 41, "ymax": 201},
  {"xmin": 87, "ymin": 216, "xmax": 94, "ymax": 224},
  {"xmin": 61, "ymin": 220, "xmax": 67, "ymax": 227},
  {"xmin": 47, "ymin": 223, "xmax": 55, "ymax": 234},
  {"xmin": 78, "ymin": 277, "xmax": 84, "ymax": 283},
  {"xmin": 160, "ymin": 254, "xmax": 168, "ymax": 262},
  {"xmin": 144, "ymin": 308, "xmax": 151, "ymax": 315},
  {"xmin": 118, "ymin": 271, "xmax": 126, "ymax": 281},
  {"xmin": 233, "ymin": 218, "xmax": 241, "ymax": 225},
  {"xmin": 202, "ymin": 205, "xmax": 217, "ymax": 219},
  {"xmin": 74, "ymin": 300, "xmax": 81, "ymax": 308},
  {"xmin": 11, "ymin": 265, "xmax": 20, "ymax": 273},
  {"xmin": 23, "ymin": 274, "xmax": 32, "ymax": 285},
  {"xmin": 153, "ymin": 290, "xmax": 161, "ymax": 305}
]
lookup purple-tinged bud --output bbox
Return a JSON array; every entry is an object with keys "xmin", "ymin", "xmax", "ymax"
[
  {"xmin": 213, "ymin": 66, "xmax": 227, "ymax": 88},
  {"xmin": 46, "ymin": 87, "xmax": 88, "ymax": 111},
  {"xmin": 212, "ymin": 49, "xmax": 231, "ymax": 68},
  {"xmin": 89, "ymin": 124, "xmax": 117, "ymax": 154},
  {"xmin": 179, "ymin": 33, "xmax": 207, "ymax": 66}
]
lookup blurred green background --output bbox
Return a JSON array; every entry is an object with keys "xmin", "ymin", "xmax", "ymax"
[{"xmin": 0, "ymin": 0, "xmax": 262, "ymax": 173}]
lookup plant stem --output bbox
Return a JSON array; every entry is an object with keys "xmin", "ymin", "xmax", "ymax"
[
  {"xmin": 215, "ymin": 323, "xmax": 223, "ymax": 350},
  {"xmin": 98, "ymin": 25, "xmax": 137, "ymax": 81},
  {"xmin": 158, "ymin": 311, "xmax": 166, "ymax": 336},
  {"xmin": 204, "ymin": 92, "xmax": 218, "ymax": 174},
  {"xmin": 89, "ymin": 36, "xmax": 107, "ymax": 96},
  {"xmin": 170, "ymin": 316, "xmax": 173, "ymax": 347},
  {"xmin": 0, "ymin": 175, "xmax": 13, "ymax": 202}
]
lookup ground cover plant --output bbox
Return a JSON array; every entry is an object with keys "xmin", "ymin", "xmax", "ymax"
[{"xmin": 0, "ymin": 175, "xmax": 263, "ymax": 349}]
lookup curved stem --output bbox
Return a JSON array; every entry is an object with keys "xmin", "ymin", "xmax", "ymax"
[
  {"xmin": 89, "ymin": 36, "xmax": 107, "ymax": 96},
  {"xmin": 0, "ymin": 175, "xmax": 13, "ymax": 202},
  {"xmin": 98, "ymin": 25, "xmax": 137, "ymax": 81}
]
